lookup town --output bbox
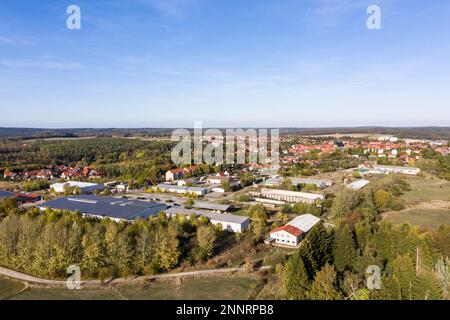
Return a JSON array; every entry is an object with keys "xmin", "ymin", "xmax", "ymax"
[
  {"xmin": 0, "ymin": 0, "xmax": 449, "ymax": 305},
  {"xmin": 1, "ymin": 130, "xmax": 448, "ymax": 301}
]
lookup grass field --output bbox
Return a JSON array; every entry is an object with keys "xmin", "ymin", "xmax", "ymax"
[
  {"xmin": 401, "ymin": 175, "xmax": 450, "ymax": 204},
  {"xmin": 0, "ymin": 181, "xmax": 22, "ymax": 190},
  {"xmin": 1, "ymin": 276, "xmax": 258, "ymax": 300},
  {"xmin": 0, "ymin": 278, "xmax": 25, "ymax": 299},
  {"xmin": 381, "ymin": 175, "xmax": 450, "ymax": 229},
  {"xmin": 383, "ymin": 208, "xmax": 450, "ymax": 229}
]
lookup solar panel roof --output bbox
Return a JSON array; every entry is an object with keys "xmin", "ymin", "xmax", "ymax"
[{"xmin": 37, "ymin": 195, "xmax": 167, "ymax": 221}]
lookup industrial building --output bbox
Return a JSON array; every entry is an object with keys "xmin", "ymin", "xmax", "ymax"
[
  {"xmin": 264, "ymin": 177, "xmax": 333, "ymax": 189},
  {"xmin": 0, "ymin": 190, "xmax": 41, "ymax": 204},
  {"xmin": 165, "ymin": 207, "xmax": 250, "ymax": 233},
  {"xmin": 373, "ymin": 165, "xmax": 421, "ymax": 175},
  {"xmin": 346, "ymin": 179, "xmax": 370, "ymax": 190},
  {"xmin": 50, "ymin": 181, "xmax": 104, "ymax": 194},
  {"xmin": 250, "ymin": 188, "xmax": 324, "ymax": 204},
  {"xmin": 191, "ymin": 201, "xmax": 230, "ymax": 213},
  {"xmin": 154, "ymin": 184, "xmax": 209, "ymax": 196},
  {"xmin": 268, "ymin": 214, "xmax": 322, "ymax": 247},
  {"xmin": 37, "ymin": 195, "xmax": 167, "ymax": 222}
]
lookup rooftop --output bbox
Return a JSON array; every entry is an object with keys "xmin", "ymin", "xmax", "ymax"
[
  {"xmin": 271, "ymin": 224, "xmax": 303, "ymax": 237},
  {"xmin": 51, "ymin": 181, "xmax": 103, "ymax": 188},
  {"xmin": 165, "ymin": 207, "xmax": 250, "ymax": 225},
  {"xmin": 346, "ymin": 179, "xmax": 370, "ymax": 190},
  {"xmin": 37, "ymin": 195, "xmax": 167, "ymax": 221},
  {"xmin": 0, "ymin": 190, "xmax": 16, "ymax": 199},
  {"xmin": 260, "ymin": 188, "xmax": 324, "ymax": 200},
  {"xmin": 288, "ymin": 214, "xmax": 322, "ymax": 233},
  {"xmin": 193, "ymin": 201, "xmax": 230, "ymax": 212}
]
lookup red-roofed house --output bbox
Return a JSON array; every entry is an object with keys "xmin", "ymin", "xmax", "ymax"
[
  {"xmin": 269, "ymin": 225, "xmax": 304, "ymax": 247},
  {"xmin": 166, "ymin": 168, "xmax": 184, "ymax": 182}
]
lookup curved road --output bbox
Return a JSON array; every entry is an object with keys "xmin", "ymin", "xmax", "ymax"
[{"xmin": 0, "ymin": 265, "xmax": 271, "ymax": 288}]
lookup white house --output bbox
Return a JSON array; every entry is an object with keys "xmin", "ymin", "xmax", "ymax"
[{"xmin": 50, "ymin": 181, "xmax": 104, "ymax": 194}]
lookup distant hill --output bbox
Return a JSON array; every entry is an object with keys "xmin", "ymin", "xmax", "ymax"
[{"xmin": 0, "ymin": 126, "xmax": 449, "ymax": 140}]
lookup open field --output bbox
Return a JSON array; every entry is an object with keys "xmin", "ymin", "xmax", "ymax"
[
  {"xmin": 1, "ymin": 275, "xmax": 259, "ymax": 300},
  {"xmin": 0, "ymin": 181, "xmax": 22, "ymax": 190},
  {"xmin": 383, "ymin": 208, "xmax": 450, "ymax": 229},
  {"xmin": 382, "ymin": 175, "xmax": 450, "ymax": 229},
  {"xmin": 0, "ymin": 278, "xmax": 26, "ymax": 299},
  {"xmin": 400, "ymin": 175, "xmax": 450, "ymax": 204}
]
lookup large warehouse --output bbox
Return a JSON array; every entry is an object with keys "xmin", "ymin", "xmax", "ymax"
[
  {"xmin": 50, "ymin": 181, "xmax": 105, "ymax": 194},
  {"xmin": 250, "ymin": 188, "xmax": 324, "ymax": 204},
  {"xmin": 37, "ymin": 195, "xmax": 167, "ymax": 222}
]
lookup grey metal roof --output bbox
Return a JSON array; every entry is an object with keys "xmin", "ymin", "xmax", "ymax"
[
  {"xmin": 37, "ymin": 195, "xmax": 167, "ymax": 221},
  {"xmin": 347, "ymin": 179, "xmax": 370, "ymax": 190},
  {"xmin": 165, "ymin": 207, "xmax": 250, "ymax": 225},
  {"xmin": 156, "ymin": 184, "xmax": 208, "ymax": 193},
  {"xmin": 0, "ymin": 190, "xmax": 16, "ymax": 199},
  {"xmin": 193, "ymin": 201, "xmax": 230, "ymax": 212}
]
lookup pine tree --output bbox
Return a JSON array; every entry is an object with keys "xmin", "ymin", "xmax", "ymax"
[
  {"xmin": 309, "ymin": 264, "xmax": 342, "ymax": 300},
  {"xmin": 413, "ymin": 271, "xmax": 443, "ymax": 300},
  {"xmin": 333, "ymin": 223, "xmax": 357, "ymax": 272},
  {"xmin": 283, "ymin": 253, "xmax": 310, "ymax": 300},
  {"xmin": 305, "ymin": 223, "xmax": 333, "ymax": 269},
  {"xmin": 386, "ymin": 254, "xmax": 416, "ymax": 299}
]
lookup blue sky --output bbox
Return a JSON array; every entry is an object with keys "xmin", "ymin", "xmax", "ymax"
[{"xmin": 0, "ymin": 0, "xmax": 449, "ymax": 128}]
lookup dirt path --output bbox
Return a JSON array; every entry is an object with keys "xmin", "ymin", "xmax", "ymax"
[
  {"xmin": 0, "ymin": 265, "xmax": 271, "ymax": 289},
  {"xmin": 405, "ymin": 200, "xmax": 450, "ymax": 210}
]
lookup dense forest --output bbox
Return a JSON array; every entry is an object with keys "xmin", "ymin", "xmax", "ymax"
[
  {"xmin": 0, "ymin": 138, "xmax": 176, "ymax": 184},
  {"xmin": 0, "ymin": 200, "xmax": 224, "ymax": 279},
  {"xmin": 1, "ymin": 127, "xmax": 449, "ymax": 140}
]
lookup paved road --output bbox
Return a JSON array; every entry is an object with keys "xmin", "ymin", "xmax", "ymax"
[{"xmin": 0, "ymin": 265, "xmax": 271, "ymax": 288}]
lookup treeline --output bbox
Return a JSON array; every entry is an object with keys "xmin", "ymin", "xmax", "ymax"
[
  {"xmin": 0, "ymin": 138, "xmax": 175, "ymax": 170},
  {"xmin": 329, "ymin": 175, "xmax": 411, "ymax": 220},
  {"xmin": 420, "ymin": 149, "xmax": 450, "ymax": 181},
  {"xmin": 0, "ymin": 203, "xmax": 222, "ymax": 279},
  {"xmin": 0, "ymin": 138, "xmax": 176, "ymax": 183}
]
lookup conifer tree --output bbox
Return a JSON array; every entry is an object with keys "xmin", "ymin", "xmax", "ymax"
[
  {"xmin": 309, "ymin": 264, "xmax": 342, "ymax": 300},
  {"xmin": 333, "ymin": 223, "xmax": 357, "ymax": 272},
  {"xmin": 284, "ymin": 253, "xmax": 310, "ymax": 300}
]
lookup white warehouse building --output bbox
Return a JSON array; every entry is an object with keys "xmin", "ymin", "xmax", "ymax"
[
  {"xmin": 165, "ymin": 207, "xmax": 250, "ymax": 233},
  {"xmin": 374, "ymin": 165, "xmax": 421, "ymax": 175},
  {"xmin": 51, "ymin": 181, "xmax": 104, "ymax": 194},
  {"xmin": 251, "ymin": 188, "xmax": 324, "ymax": 204},
  {"xmin": 269, "ymin": 214, "xmax": 322, "ymax": 247}
]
